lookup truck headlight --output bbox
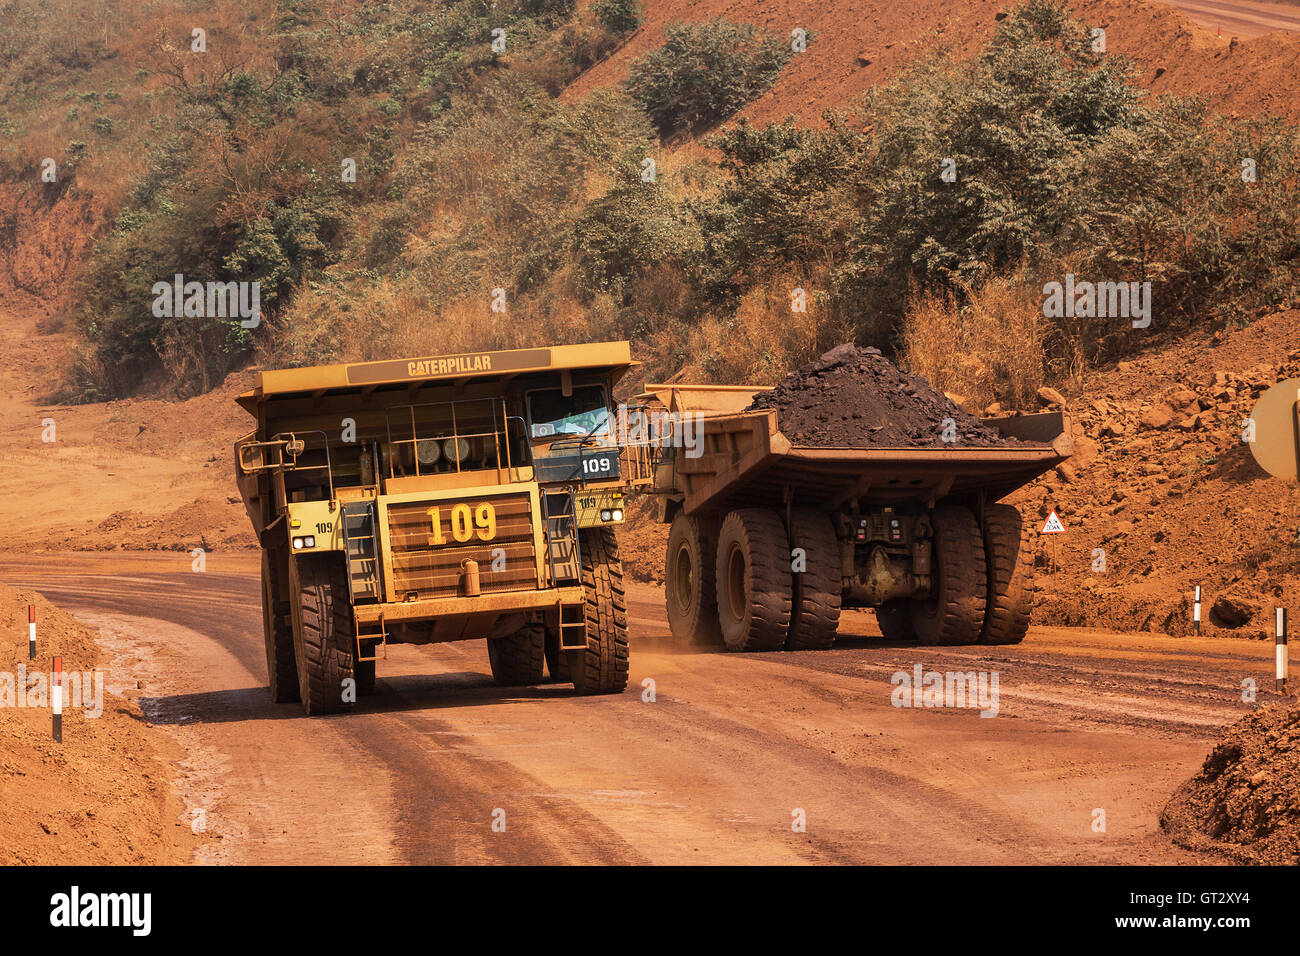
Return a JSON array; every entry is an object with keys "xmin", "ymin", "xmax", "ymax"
[
  {"xmin": 293, "ymin": 537, "xmax": 304, "ymax": 549},
  {"xmin": 611, "ymin": 509, "xmax": 623, "ymax": 521},
  {"xmin": 600, "ymin": 510, "xmax": 611, "ymax": 521}
]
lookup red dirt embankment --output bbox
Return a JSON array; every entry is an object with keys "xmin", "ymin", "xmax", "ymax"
[
  {"xmin": 566, "ymin": 0, "xmax": 1300, "ymax": 126},
  {"xmin": 1018, "ymin": 308, "xmax": 1300, "ymax": 639},
  {"xmin": 0, "ymin": 583, "xmax": 197, "ymax": 864}
]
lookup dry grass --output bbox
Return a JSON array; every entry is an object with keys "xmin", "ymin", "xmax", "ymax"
[
  {"xmin": 668, "ymin": 273, "xmax": 855, "ymax": 384},
  {"xmin": 901, "ymin": 272, "xmax": 1046, "ymax": 412},
  {"xmin": 263, "ymin": 268, "xmax": 627, "ymax": 370}
]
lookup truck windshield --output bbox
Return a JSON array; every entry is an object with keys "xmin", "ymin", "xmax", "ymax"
[{"xmin": 528, "ymin": 385, "xmax": 610, "ymax": 438}]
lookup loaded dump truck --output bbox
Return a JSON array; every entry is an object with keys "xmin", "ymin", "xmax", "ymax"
[
  {"xmin": 235, "ymin": 342, "xmax": 635, "ymax": 715},
  {"xmin": 639, "ymin": 353, "xmax": 1072, "ymax": 651}
]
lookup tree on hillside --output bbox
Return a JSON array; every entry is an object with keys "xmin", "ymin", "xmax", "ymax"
[{"xmin": 624, "ymin": 18, "xmax": 792, "ymax": 138}]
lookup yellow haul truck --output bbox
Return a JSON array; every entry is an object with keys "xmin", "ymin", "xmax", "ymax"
[
  {"xmin": 235, "ymin": 343, "xmax": 633, "ymax": 715},
  {"xmin": 639, "ymin": 385, "xmax": 1073, "ymax": 651}
]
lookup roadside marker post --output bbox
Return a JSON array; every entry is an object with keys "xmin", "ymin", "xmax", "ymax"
[
  {"xmin": 52, "ymin": 656, "xmax": 62, "ymax": 743},
  {"xmin": 28, "ymin": 604, "xmax": 35, "ymax": 659},
  {"xmin": 1277, "ymin": 608, "xmax": 1289, "ymax": 695},
  {"xmin": 1193, "ymin": 586, "xmax": 1201, "ymax": 637}
]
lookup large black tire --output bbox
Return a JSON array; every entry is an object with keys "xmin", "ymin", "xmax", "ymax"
[
  {"xmin": 665, "ymin": 513, "xmax": 723, "ymax": 646},
  {"xmin": 980, "ymin": 503, "xmax": 1033, "ymax": 645},
  {"xmin": 355, "ymin": 640, "xmax": 378, "ymax": 697},
  {"xmin": 544, "ymin": 625, "xmax": 570, "ymax": 683},
  {"xmin": 714, "ymin": 509, "xmax": 792, "ymax": 652},
  {"xmin": 488, "ymin": 623, "xmax": 546, "ymax": 686},
  {"xmin": 787, "ymin": 509, "xmax": 841, "ymax": 650},
  {"xmin": 570, "ymin": 527, "xmax": 629, "ymax": 695},
  {"xmin": 874, "ymin": 601, "xmax": 915, "ymax": 641},
  {"xmin": 262, "ymin": 549, "xmax": 300, "ymax": 704},
  {"xmin": 909, "ymin": 504, "xmax": 987, "ymax": 646},
  {"xmin": 291, "ymin": 554, "xmax": 357, "ymax": 716}
]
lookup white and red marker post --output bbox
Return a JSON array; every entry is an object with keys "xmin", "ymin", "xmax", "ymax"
[
  {"xmin": 1277, "ymin": 608, "xmax": 1289, "ymax": 695},
  {"xmin": 1193, "ymin": 586, "xmax": 1201, "ymax": 637},
  {"xmin": 28, "ymin": 604, "xmax": 35, "ymax": 659},
  {"xmin": 52, "ymin": 656, "xmax": 62, "ymax": 743}
]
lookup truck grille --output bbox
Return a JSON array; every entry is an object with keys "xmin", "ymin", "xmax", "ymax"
[{"xmin": 385, "ymin": 493, "xmax": 539, "ymax": 600}]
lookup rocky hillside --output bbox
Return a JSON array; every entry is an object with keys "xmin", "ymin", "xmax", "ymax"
[{"xmin": 1020, "ymin": 308, "xmax": 1300, "ymax": 639}]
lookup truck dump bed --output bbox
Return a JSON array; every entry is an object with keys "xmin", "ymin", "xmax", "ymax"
[{"xmin": 643, "ymin": 385, "xmax": 1071, "ymax": 514}]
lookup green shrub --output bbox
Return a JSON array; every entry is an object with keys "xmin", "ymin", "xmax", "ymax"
[
  {"xmin": 593, "ymin": 0, "xmax": 642, "ymax": 33},
  {"xmin": 572, "ymin": 164, "xmax": 701, "ymax": 303},
  {"xmin": 625, "ymin": 19, "xmax": 791, "ymax": 137}
]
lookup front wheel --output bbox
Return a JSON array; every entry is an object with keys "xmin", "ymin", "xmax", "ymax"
[
  {"xmin": 570, "ymin": 527, "xmax": 629, "ymax": 695},
  {"xmin": 544, "ymin": 625, "xmax": 570, "ymax": 683},
  {"xmin": 488, "ymin": 623, "xmax": 546, "ymax": 686},
  {"xmin": 291, "ymin": 554, "xmax": 358, "ymax": 716},
  {"xmin": 262, "ymin": 548, "xmax": 300, "ymax": 704}
]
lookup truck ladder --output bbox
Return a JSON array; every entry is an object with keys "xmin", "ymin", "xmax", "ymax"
[
  {"xmin": 541, "ymin": 490, "xmax": 583, "ymax": 586},
  {"xmin": 340, "ymin": 500, "xmax": 381, "ymax": 603}
]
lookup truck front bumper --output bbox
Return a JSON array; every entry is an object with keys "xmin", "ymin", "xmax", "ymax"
[{"xmin": 353, "ymin": 585, "xmax": 586, "ymax": 625}]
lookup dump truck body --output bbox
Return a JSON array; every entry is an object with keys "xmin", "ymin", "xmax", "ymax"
[
  {"xmin": 236, "ymin": 342, "xmax": 635, "ymax": 714},
  {"xmin": 640, "ymin": 384, "xmax": 1072, "ymax": 650}
]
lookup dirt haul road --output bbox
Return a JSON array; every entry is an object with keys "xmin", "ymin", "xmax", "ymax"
[
  {"xmin": 1160, "ymin": 0, "xmax": 1300, "ymax": 38},
  {"xmin": 1, "ymin": 552, "xmax": 1282, "ymax": 866}
]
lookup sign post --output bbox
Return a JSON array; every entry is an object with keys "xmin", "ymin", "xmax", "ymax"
[
  {"xmin": 1040, "ymin": 509, "xmax": 1065, "ymax": 573},
  {"xmin": 52, "ymin": 656, "xmax": 62, "ymax": 743},
  {"xmin": 1278, "ymin": 608, "xmax": 1289, "ymax": 694}
]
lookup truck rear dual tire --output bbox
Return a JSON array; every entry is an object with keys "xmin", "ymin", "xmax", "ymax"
[
  {"xmin": 909, "ymin": 504, "xmax": 987, "ymax": 646},
  {"xmin": 355, "ymin": 653, "xmax": 377, "ymax": 697},
  {"xmin": 787, "ymin": 509, "xmax": 841, "ymax": 650},
  {"xmin": 979, "ymin": 503, "xmax": 1033, "ymax": 645},
  {"xmin": 571, "ymin": 528, "xmax": 629, "ymax": 695},
  {"xmin": 666, "ymin": 513, "xmax": 723, "ymax": 646},
  {"xmin": 488, "ymin": 624, "xmax": 546, "ymax": 685},
  {"xmin": 715, "ymin": 509, "xmax": 792, "ymax": 652},
  {"xmin": 544, "ymin": 627, "xmax": 571, "ymax": 682},
  {"xmin": 291, "ymin": 554, "xmax": 358, "ymax": 716},
  {"xmin": 262, "ymin": 549, "xmax": 300, "ymax": 704}
]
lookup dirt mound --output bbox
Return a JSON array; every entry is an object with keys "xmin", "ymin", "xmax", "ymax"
[
  {"xmin": 1021, "ymin": 308, "xmax": 1300, "ymax": 638},
  {"xmin": 0, "ymin": 583, "xmax": 197, "ymax": 863},
  {"xmin": 746, "ymin": 344, "xmax": 1028, "ymax": 447},
  {"xmin": 1161, "ymin": 702, "xmax": 1300, "ymax": 863}
]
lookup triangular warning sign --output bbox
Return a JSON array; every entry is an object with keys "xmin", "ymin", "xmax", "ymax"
[{"xmin": 1041, "ymin": 510, "xmax": 1065, "ymax": 534}]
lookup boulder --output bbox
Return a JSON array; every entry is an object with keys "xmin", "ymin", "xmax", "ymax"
[
  {"xmin": 1140, "ymin": 403, "xmax": 1175, "ymax": 429},
  {"xmin": 1210, "ymin": 594, "xmax": 1259, "ymax": 629},
  {"xmin": 1036, "ymin": 386, "xmax": 1067, "ymax": 407}
]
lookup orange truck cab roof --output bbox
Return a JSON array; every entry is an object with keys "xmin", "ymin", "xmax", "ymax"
[{"xmin": 237, "ymin": 341, "xmax": 637, "ymax": 415}]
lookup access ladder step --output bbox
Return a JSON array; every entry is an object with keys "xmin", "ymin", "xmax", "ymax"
[
  {"xmin": 341, "ymin": 500, "xmax": 381, "ymax": 603},
  {"xmin": 558, "ymin": 602, "xmax": 588, "ymax": 651},
  {"xmin": 355, "ymin": 617, "xmax": 388, "ymax": 662},
  {"xmin": 543, "ymin": 491, "xmax": 583, "ymax": 585}
]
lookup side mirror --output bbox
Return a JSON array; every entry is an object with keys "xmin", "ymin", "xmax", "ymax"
[{"xmin": 285, "ymin": 438, "xmax": 306, "ymax": 457}]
